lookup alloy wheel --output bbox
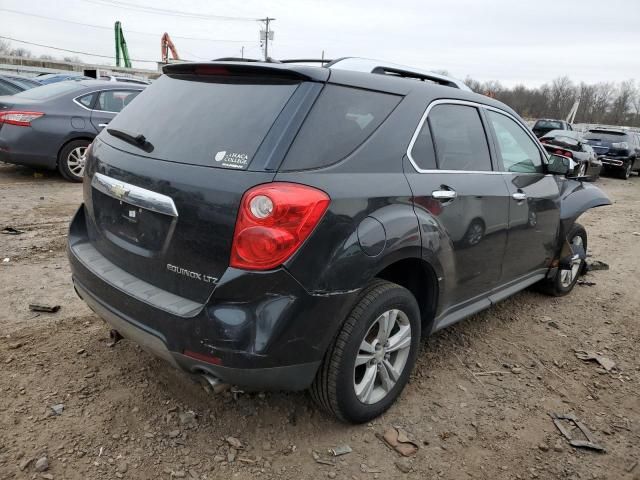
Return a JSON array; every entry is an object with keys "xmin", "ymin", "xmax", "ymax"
[
  {"xmin": 67, "ymin": 146, "xmax": 87, "ymax": 178},
  {"xmin": 560, "ymin": 235, "xmax": 584, "ymax": 288},
  {"xmin": 354, "ymin": 308, "xmax": 412, "ymax": 405}
]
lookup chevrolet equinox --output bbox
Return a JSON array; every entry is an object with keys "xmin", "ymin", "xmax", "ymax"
[{"xmin": 68, "ymin": 59, "xmax": 610, "ymax": 423}]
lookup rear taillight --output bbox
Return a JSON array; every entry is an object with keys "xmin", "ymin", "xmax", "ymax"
[
  {"xmin": 0, "ymin": 111, "xmax": 44, "ymax": 127},
  {"xmin": 554, "ymin": 148, "xmax": 573, "ymax": 158},
  {"xmin": 230, "ymin": 182, "xmax": 330, "ymax": 271}
]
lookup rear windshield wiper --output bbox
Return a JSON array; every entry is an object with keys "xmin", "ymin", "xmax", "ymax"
[{"xmin": 106, "ymin": 128, "xmax": 154, "ymax": 153}]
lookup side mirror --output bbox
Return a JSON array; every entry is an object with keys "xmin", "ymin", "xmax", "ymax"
[{"xmin": 547, "ymin": 154, "xmax": 577, "ymax": 176}]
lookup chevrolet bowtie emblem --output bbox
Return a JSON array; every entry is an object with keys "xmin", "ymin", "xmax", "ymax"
[{"xmin": 110, "ymin": 183, "xmax": 129, "ymax": 199}]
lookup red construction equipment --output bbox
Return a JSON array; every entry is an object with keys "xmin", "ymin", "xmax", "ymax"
[{"xmin": 161, "ymin": 33, "xmax": 180, "ymax": 63}]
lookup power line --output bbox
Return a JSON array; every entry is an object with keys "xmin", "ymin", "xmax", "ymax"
[
  {"xmin": 80, "ymin": 0, "xmax": 262, "ymax": 22},
  {"xmin": 0, "ymin": 8, "xmax": 253, "ymax": 44},
  {"xmin": 0, "ymin": 35, "xmax": 160, "ymax": 63}
]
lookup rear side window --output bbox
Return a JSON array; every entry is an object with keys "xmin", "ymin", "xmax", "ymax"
[
  {"xmin": 105, "ymin": 74, "xmax": 298, "ymax": 168},
  {"xmin": 429, "ymin": 104, "xmax": 492, "ymax": 171},
  {"xmin": 96, "ymin": 90, "xmax": 140, "ymax": 113},
  {"xmin": 410, "ymin": 121, "xmax": 437, "ymax": 170},
  {"xmin": 280, "ymin": 85, "xmax": 400, "ymax": 171},
  {"xmin": 77, "ymin": 93, "xmax": 95, "ymax": 108},
  {"xmin": 487, "ymin": 110, "xmax": 543, "ymax": 173}
]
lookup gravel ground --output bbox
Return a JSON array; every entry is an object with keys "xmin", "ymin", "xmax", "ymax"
[{"xmin": 0, "ymin": 163, "xmax": 638, "ymax": 480}]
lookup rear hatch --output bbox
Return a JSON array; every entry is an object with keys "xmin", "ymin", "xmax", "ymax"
[
  {"xmin": 82, "ymin": 63, "xmax": 328, "ymax": 304},
  {"xmin": 584, "ymin": 130, "xmax": 630, "ymax": 157}
]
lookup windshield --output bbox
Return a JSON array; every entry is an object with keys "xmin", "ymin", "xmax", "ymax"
[
  {"xmin": 13, "ymin": 81, "xmax": 81, "ymax": 100},
  {"xmin": 104, "ymin": 74, "xmax": 299, "ymax": 168}
]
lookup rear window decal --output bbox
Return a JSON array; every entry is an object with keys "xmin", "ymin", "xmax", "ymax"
[{"xmin": 215, "ymin": 151, "xmax": 249, "ymax": 170}]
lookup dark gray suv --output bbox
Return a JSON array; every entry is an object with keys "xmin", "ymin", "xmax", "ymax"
[{"xmin": 67, "ymin": 59, "xmax": 610, "ymax": 423}]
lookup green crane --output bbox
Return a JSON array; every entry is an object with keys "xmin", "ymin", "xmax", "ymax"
[{"xmin": 114, "ymin": 21, "xmax": 131, "ymax": 68}]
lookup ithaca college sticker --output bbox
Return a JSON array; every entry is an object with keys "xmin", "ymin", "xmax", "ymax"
[{"xmin": 214, "ymin": 150, "xmax": 249, "ymax": 170}]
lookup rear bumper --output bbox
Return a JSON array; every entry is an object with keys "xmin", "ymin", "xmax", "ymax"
[
  {"xmin": 73, "ymin": 279, "xmax": 320, "ymax": 390},
  {"xmin": 68, "ymin": 205, "xmax": 359, "ymax": 391},
  {"xmin": 0, "ymin": 125, "xmax": 57, "ymax": 169}
]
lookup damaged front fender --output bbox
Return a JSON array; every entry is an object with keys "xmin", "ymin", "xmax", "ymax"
[{"xmin": 559, "ymin": 179, "xmax": 611, "ymax": 231}]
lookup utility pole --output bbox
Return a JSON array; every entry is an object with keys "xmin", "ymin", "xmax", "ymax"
[
  {"xmin": 241, "ymin": 46, "xmax": 244, "ymax": 59},
  {"xmin": 260, "ymin": 17, "xmax": 275, "ymax": 60}
]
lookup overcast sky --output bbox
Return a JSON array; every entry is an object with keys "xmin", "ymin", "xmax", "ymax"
[{"xmin": 1, "ymin": 0, "xmax": 638, "ymax": 87}]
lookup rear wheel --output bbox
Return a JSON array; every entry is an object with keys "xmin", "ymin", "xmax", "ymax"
[
  {"xmin": 540, "ymin": 223, "xmax": 587, "ymax": 297},
  {"xmin": 58, "ymin": 140, "xmax": 90, "ymax": 182},
  {"xmin": 310, "ymin": 280, "xmax": 421, "ymax": 423}
]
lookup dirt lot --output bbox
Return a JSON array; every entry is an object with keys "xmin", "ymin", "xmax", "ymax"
[{"xmin": 0, "ymin": 163, "xmax": 638, "ymax": 480}]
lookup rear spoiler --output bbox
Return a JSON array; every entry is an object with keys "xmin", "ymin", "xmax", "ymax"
[{"xmin": 162, "ymin": 62, "xmax": 329, "ymax": 82}]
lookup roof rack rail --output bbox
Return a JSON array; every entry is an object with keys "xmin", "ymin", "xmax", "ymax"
[
  {"xmin": 279, "ymin": 59, "xmax": 333, "ymax": 65},
  {"xmin": 325, "ymin": 57, "xmax": 471, "ymax": 91}
]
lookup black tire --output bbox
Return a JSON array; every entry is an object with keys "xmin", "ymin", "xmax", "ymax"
[
  {"xmin": 58, "ymin": 139, "xmax": 90, "ymax": 182},
  {"xmin": 539, "ymin": 223, "xmax": 587, "ymax": 297},
  {"xmin": 310, "ymin": 279, "xmax": 421, "ymax": 423},
  {"xmin": 618, "ymin": 160, "xmax": 632, "ymax": 180}
]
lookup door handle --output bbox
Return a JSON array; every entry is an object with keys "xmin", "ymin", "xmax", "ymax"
[
  {"xmin": 98, "ymin": 123, "xmax": 109, "ymax": 128},
  {"xmin": 432, "ymin": 189, "xmax": 457, "ymax": 200},
  {"xmin": 512, "ymin": 192, "xmax": 527, "ymax": 201}
]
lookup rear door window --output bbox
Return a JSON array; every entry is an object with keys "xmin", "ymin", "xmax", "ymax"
[
  {"xmin": 104, "ymin": 74, "xmax": 299, "ymax": 168},
  {"xmin": 428, "ymin": 104, "xmax": 492, "ymax": 171},
  {"xmin": 487, "ymin": 110, "xmax": 543, "ymax": 173},
  {"xmin": 96, "ymin": 90, "xmax": 141, "ymax": 113},
  {"xmin": 280, "ymin": 85, "xmax": 401, "ymax": 171}
]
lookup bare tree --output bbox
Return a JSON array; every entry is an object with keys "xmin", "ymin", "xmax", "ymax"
[
  {"xmin": 0, "ymin": 39, "xmax": 10, "ymax": 55},
  {"xmin": 462, "ymin": 75, "xmax": 640, "ymax": 127},
  {"xmin": 10, "ymin": 47, "xmax": 33, "ymax": 58},
  {"xmin": 607, "ymin": 80, "xmax": 635, "ymax": 125},
  {"xmin": 63, "ymin": 55, "xmax": 83, "ymax": 63}
]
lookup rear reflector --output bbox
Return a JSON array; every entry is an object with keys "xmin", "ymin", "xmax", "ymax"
[
  {"xmin": 230, "ymin": 182, "xmax": 330, "ymax": 271},
  {"xmin": 0, "ymin": 111, "xmax": 44, "ymax": 127},
  {"xmin": 183, "ymin": 350, "xmax": 222, "ymax": 365}
]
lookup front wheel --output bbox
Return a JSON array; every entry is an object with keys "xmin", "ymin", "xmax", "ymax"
[
  {"xmin": 310, "ymin": 280, "xmax": 421, "ymax": 423},
  {"xmin": 540, "ymin": 223, "xmax": 587, "ymax": 297},
  {"xmin": 618, "ymin": 160, "xmax": 632, "ymax": 180}
]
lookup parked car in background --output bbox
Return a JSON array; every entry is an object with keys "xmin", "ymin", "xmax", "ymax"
[
  {"xmin": 584, "ymin": 129, "xmax": 640, "ymax": 179},
  {"xmin": 37, "ymin": 73, "xmax": 93, "ymax": 85},
  {"xmin": 539, "ymin": 130, "xmax": 601, "ymax": 179},
  {"xmin": 0, "ymin": 74, "xmax": 41, "ymax": 95},
  {"xmin": 0, "ymin": 80, "xmax": 143, "ymax": 181},
  {"xmin": 532, "ymin": 118, "xmax": 572, "ymax": 138},
  {"xmin": 68, "ymin": 59, "xmax": 610, "ymax": 423},
  {"xmin": 99, "ymin": 75, "xmax": 150, "ymax": 85}
]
